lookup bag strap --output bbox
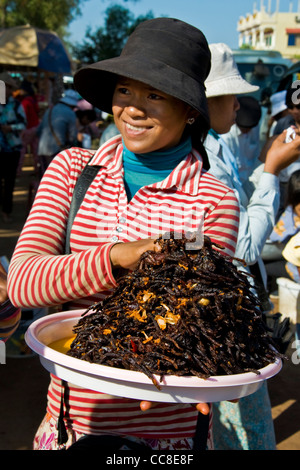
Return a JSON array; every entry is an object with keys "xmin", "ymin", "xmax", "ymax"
[
  {"xmin": 65, "ymin": 157, "xmax": 101, "ymax": 254},
  {"xmin": 193, "ymin": 410, "xmax": 210, "ymax": 451},
  {"xmin": 58, "ymin": 158, "xmax": 101, "ymax": 445}
]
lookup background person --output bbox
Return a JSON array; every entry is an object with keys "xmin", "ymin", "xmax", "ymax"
[
  {"xmin": 203, "ymin": 42, "xmax": 300, "ymax": 450},
  {"xmin": 0, "ymin": 72, "xmax": 27, "ymax": 223},
  {"xmin": 221, "ymin": 95, "xmax": 261, "ymax": 185},
  {"xmin": 263, "ymin": 169, "xmax": 300, "ymax": 290},
  {"xmin": 282, "ymin": 231, "xmax": 300, "ymax": 282},
  {"xmin": 15, "ymin": 79, "xmax": 40, "ymax": 175},
  {"xmin": 36, "ymin": 89, "xmax": 80, "ymax": 177}
]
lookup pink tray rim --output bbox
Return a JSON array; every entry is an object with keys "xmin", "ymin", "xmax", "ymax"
[{"xmin": 25, "ymin": 309, "xmax": 282, "ymax": 388}]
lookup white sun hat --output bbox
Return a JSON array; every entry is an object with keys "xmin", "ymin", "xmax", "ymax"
[
  {"xmin": 270, "ymin": 90, "xmax": 287, "ymax": 117},
  {"xmin": 205, "ymin": 43, "xmax": 259, "ymax": 98},
  {"xmin": 282, "ymin": 232, "xmax": 300, "ymax": 267}
]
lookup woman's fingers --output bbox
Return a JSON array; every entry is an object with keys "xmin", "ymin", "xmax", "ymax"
[
  {"xmin": 140, "ymin": 400, "xmax": 153, "ymax": 411},
  {"xmin": 140, "ymin": 400, "xmax": 211, "ymax": 415},
  {"xmin": 195, "ymin": 402, "xmax": 210, "ymax": 415},
  {"xmin": 110, "ymin": 238, "xmax": 160, "ymax": 271}
]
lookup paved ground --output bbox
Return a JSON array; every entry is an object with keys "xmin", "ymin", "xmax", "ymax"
[{"xmin": 0, "ymin": 158, "xmax": 299, "ymax": 450}]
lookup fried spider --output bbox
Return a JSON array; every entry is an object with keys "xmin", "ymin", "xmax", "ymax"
[{"xmin": 67, "ymin": 233, "xmax": 282, "ymax": 390}]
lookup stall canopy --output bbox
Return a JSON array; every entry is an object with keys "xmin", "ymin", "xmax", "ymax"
[{"xmin": 0, "ymin": 24, "xmax": 72, "ymax": 74}]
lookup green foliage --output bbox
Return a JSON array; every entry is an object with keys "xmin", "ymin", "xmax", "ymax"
[
  {"xmin": 240, "ymin": 44, "xmax": 253, "ymax": 50},
  {"xmin": 72, "ymin": 4, "xmax": 154, "ymax": 65},
  {"xmin": 0, "ymin": 0, "xmax": 86, "ymax": 36}
]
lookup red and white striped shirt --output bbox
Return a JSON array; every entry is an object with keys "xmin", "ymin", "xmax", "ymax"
[{"xmin": 8, "ymin": 135, "xmax": 239, "ymax": 439}]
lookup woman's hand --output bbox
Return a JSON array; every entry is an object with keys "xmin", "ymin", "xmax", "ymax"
[
  {"xmin": 109, "ymin": 238, "xmax": 161, "ymax": 271},
  {"xmin": 140, "ymin": 399, "xmax": 238, "ymax": 414},
  {"xmin": 139, "ymin": 401, "xmax": 211, "ymax": 415},
  {"xmin": 264, "ymin": 128, "xmax": 300, "ymax": 176}
]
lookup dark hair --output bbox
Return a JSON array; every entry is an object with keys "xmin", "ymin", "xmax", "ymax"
[
  {"xmin": 286, "ymin": 170, "xmax": 300, "ymax": 208},
  {"xmin": 192, "ymin": 119, "xmax": 210, "ymax": 169},
  {"xmin": 183, "ymin": 114, "xmax": 211, "ymax": 170},
  {"xmin": 76, "ymin": 109, "xmax": 97, "ymax": 122},
  {"xmin": 20, "ymin": 79, "xmax": 35, "ymax": 96}
]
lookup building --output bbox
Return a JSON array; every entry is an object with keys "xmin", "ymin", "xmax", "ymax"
[{"xmin": 237, "ymin": 0, "xmax": 300, "ymax": 59}]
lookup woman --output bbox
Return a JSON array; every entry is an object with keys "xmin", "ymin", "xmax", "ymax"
[{"xmin": 8, "ymin": 18, "xmax": 240, "ymax": 450}]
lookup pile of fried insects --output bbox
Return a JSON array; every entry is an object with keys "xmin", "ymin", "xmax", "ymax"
[{"xmin": 67, "ymin": 234, "xmax": 282, "ymax": 389}]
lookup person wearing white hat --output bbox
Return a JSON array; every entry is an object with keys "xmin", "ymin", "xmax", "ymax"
[
  {"xmin": 270, "ymin": 90, "xmax": 288, "ymax": 119},
  {"xmin": 282, "ymin": 231, "xmax": 300, "ymax": 281},
  {"xmin": 204, "ymin": 43, "xmax": 300, "ymax": 451},
  {"xmin": 266, "ymin": 90, "xmax": 290, "ymax": 138},
  {"xmin": 36, "ymin": 89, "xmax": 80, "ymax": 176}
]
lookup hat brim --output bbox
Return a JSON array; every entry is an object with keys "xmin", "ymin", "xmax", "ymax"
[
  {"xmin": 60, "ymin": 98, "xmax": 78, "ymax": 107},
  {"xmin": 74, "ymin": 55, "xmax": 210, "ymax": 126},
  {"xmin": 205, "ymin": 74, "xmax": 259, "ymax": 98},
  {"xmin": 271, "ymin": 104, "xmax": 287, "ymax": 117}
]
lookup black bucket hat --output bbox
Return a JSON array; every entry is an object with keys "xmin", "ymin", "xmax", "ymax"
[{"xmin": 74, "ymin": 18, "xmax": 211, "ymax": 126}]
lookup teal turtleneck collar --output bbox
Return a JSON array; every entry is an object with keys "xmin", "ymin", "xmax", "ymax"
[{"xmin": 122, "ymin": 136, "xmax": 192, "ymax": 200}]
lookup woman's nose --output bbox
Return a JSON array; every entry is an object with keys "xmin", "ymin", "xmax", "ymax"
[
  {"xmin": 126, "ymin": 105, "xmax": 146, "ymax": 118},
  {"xmin": 234, "ymin": 96, "xmax": 240, "ymax": 111},
  {"xmin": 125, "ymin": 95, "xmax": 147, "ymax": 118}
]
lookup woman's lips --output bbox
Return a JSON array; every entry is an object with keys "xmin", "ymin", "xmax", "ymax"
[{"xmin": 125, "ymin": 122, "xmax": 151, "ymax": 135}]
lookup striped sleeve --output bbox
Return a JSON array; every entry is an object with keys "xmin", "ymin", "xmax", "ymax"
[
  {"xmin": 200, "ymin": 172, "xmax": 240, "ymax": 257},
  {"xmin": 7, "ymin": 149, "xmax": 118, "ymax": 309}
]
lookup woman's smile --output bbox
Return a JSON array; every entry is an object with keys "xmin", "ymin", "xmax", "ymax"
[{"xmin": 125, "ymin": 121, "xmax": 152, "ymax": 135}]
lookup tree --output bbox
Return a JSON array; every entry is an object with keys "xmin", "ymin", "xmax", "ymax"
[
  {"xmin": 72, "ymin": 4, "xmax": 154, "ymax": 66},
  {"xmin": 0, "ymin": 0, "xmax": 87, "ymax": 36}
]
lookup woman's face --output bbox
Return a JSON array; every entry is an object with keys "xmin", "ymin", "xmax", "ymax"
[
  {"xmin": 207, "ymin": 95, "xmax": 240, "ymax": 135},
  {"xmin": 112, "ymin": 77, "xmax": 195, "ymax": 153}
]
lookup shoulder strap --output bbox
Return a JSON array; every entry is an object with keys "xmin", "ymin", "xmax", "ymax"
[
  {"xmin": 65, "ymin": 158, "xmax": 101, "ymax": 254},
  {"xmin": 193, "ymin": 411, "xmax": 210, "ymax": 451}
]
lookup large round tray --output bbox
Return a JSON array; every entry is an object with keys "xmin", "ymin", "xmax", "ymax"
[{"xmin": 25, "ymin": 310, "xmax": 282, "ymax": 403}]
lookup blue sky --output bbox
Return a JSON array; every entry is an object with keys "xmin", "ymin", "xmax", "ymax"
[{"xmin": 68, "ymin": 0, "xmax": 300, "ymax": 49}]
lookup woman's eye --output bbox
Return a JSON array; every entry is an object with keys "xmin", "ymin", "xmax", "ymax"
[
  {"xmin": 117, "ymin": 87, "xmax": 129, "ymax": 95},
  {"xmin": 149, "ymin": 93, "xmax": 162, "ymax": 100}
]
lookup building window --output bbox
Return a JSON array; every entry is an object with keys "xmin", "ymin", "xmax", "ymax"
[
  {"xmin": 288, "ymin": 34, "xmax": 296, "ymax": 46},
  {"xmin": 264, "ymin": 28, "xmax": 273, "ymax": 47},
  {"xmin": 286, "ymin": 29, "xmax": 300, "ymax": 46},
  {"xmin": 265, "ymin": 35, "xmax": 272, "ymax": 46},
  {"xmin": 287, "ymin": 34, "xmax": 300, "ymax": 46}
]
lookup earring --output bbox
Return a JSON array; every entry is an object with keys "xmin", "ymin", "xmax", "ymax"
[{"xmin": 187, "ymin": 117, "xmax": 195, "ymax": 125}]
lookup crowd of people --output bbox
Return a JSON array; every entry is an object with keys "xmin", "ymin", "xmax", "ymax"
[
  {"xmin": 0, "ymin": 76, "xmax": 106, "ymax": 224},
  {"xmin": 1, "ymin": 17, "xmax": 300, "ymax": 451}
]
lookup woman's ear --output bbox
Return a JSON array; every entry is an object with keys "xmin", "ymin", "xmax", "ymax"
[{"xmin": 186, "ymin": 109, "xmax": 200, "ymax": 125}]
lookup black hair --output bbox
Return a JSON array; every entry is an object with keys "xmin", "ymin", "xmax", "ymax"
[
  {"xmin": 286, "ymin": 169, "xmax": 300, "ymax": 208},
  {"xmin": 191, "ymin": 120, "xmax": 210, "ymax": 170},
  {"xmin": 183, "ymin": 113, "xmax": 211, "ymax": 170},
  {"xmin": 76, "ymin": 108, "xmax": 97, "ymax": 122}
]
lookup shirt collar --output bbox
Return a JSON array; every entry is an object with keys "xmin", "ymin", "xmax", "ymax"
[{"xmin": 89, "ymin": 135, "xmax": 204, "ymax": 195}]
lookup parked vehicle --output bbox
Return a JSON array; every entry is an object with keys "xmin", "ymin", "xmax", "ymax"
[{"xmin": 233, "ymin": 49, "xmax": 293, "ymax": 102}]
